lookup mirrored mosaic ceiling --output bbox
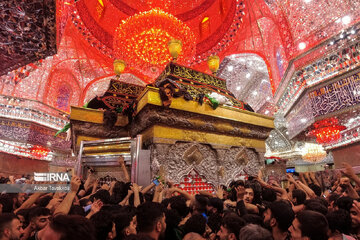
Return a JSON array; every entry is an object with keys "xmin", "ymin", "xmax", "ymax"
[{"xmin": 218, "ymin": 53, "xmax": 273, "ymax": 113}]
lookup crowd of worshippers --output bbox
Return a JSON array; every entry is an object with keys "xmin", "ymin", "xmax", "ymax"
[{"xmin": 0, "ymin": 159, "xmax": 360, "ymax": 240}]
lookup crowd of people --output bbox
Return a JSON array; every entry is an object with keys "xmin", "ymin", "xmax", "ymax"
[{"xmin": 0, "ymin": 158, "xmax": 360, "ymax": 240}]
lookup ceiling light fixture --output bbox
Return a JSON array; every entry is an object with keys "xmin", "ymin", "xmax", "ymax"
[
  {"xmin": 236, "ymin": 86, "xmax": 241, "ymax": 91},
  {"xmin": 246, "ymin": 73, "xmax": 251, "ymax": 78},
  {"xmin": 227, "ymin": 65, "xmax": 234, "ymax": 71}
]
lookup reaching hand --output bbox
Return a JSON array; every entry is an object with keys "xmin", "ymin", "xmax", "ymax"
[
  {"xmin": 236, "ymin": 186, "xmax": 245, "ymax": 200},
  {"xmin": 155, "ymin": 183, "xmax": 164, "ymax": 193},
  {"xmin": 131, "ymin": 183, "xmax": 141, "ymax": 192},
  {"xmin": 286, "ymin": 173, "xmax": 295, "ymax": 183},
  {"xmin": 341, "ymin": 162, "xmax": 356, "ymax": 178},
  {"xmin": 216, "ymin": 186, "xmax": 224, "ymax": 199},
  {"xmin": 352, "ymin": 200, "xmax": 360, "ymax": 224},
  {"xmin": 70, "ymin": 176, "xmax": 81, "ymax": 193},
  {"xmin": 91, "ymin": 200, "xmax": 103, "ymax": 214}
]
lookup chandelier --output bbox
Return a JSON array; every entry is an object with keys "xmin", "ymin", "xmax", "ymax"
[
  {"xmin": 307, "ymin": 117, "xmax": 346, "ymax": 144},
  {"xmin": 113, "ymin": 8, "xmax": 196, "ymax": 75},
  {"xmin": 301, "ymin": 143, "xmax": 327, "ymax": 163}
]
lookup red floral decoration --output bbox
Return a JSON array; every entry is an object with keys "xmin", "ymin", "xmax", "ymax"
[
  {"xmin": 307, "ymin": 118, "xmax": 346, "ymax": 144},
  {"xmin": 30, "ymin": 145, "xmax": 50, "ymax": 158},
  {"xmin": 113, "ymin": 8, "xmax": 196, "ymax": 77}
]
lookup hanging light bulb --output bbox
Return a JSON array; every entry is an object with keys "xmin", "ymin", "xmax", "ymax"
[
  {"xmin": 167, "ymin": 39, "xmax": 182, "ymax": 62},
  {"xmin": 207, "ymin": 55, "xmax": 220, "ymax": 75},
  {"xmin": 113, "ymin": 59, "xmax": 126, "ymax": 77}
]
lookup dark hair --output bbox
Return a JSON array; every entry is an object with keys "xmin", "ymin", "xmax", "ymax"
[
  {"xmin": 0, "ymin": 213, "xmax": 18, "ymax": 237},
  {"xmin": 0, "ymin": 195, "xmax": 14, "ymax": 213},
  {"xmin": 194, "ymin": 195, "xmax": 209, "ymax": 214},
  {"xmin": 90, "ymin": 211, "xmax": 114, "ymax": 240},
  {"xmin": 36, "ymin": 195, "xmax": 52, "ymax": 207},
  {"xmin": 115, "ymin": 212, "xmax": 135, "ymax": 240},
  {"xmin": 209, "ymin": 197, "xmax": 224, "ymax": 213},
  {"xmin": 262, "ymin": 188, "xmax": 277, "ymax": 202},
  {"xmin": 169, "ymin": 196, "xmax": 189, "ymax": 218},
  {"xmin": 268, "ymin": 200, "xmax": 295, "ymax": 232},
  {"xmin": 335, "ymin": 196, "xmax": 353, "ymax": 212},
  {"xmin": 110, "ymin": 181, "xmax": 128, "ymax": 204},
  {"xmin": 79, "ymin": 198, "xmax": 91, "ymax": 207},
  {"xmin": 50, "ymin": 215, "xmax": 96, "ymax": 240},
  {"xmin": 242, "ymin": 214, "xmax": 264, "ymax": 227},
  {"xmin": 292, "ymin": 189, "xmax": 306, "ymax": 205},
  {"xmin": 308, "ymin": 183, "xmax": 322, "ymax": 197},
  {"xmin": 328, "ymin": 193, "xmax": 340, "ymax": 204},
  {"xmin": 29, "ymin": 207, "xmax": 51, "ymax": 221},
  {"xmin": 207, "ymin": 212, "xmax": 222, "ymax": 233},
  {"xmin": 244, "ymin": 182, "xmax": 262, "ymax": 205},
  {"xmin": 92, "ymin": 189, "xmax": 111, "ymax": 204},
  {"xmin": 69, "ymin": 205, "xmax": 86, "ymax": 216},
  {"xmin": 221, "ymin": 215, "xmax": 246, "ymax": 240},
  {"xmin": 297, "ymin": 210, "xmax": 328, "ymax": 240},
  {"xmin": 183, "ymin": 214, "xmax": 206, "ymax": 236},
  {"xmin": 164, "ymin": 209, "xmax": 182, "ymax": 240},
  {"xmin": 304, "ymin": 199, "xmax": 328, "ymax": 216},
  {"xmin": 326, "ymin": 209, "xmax": 352, "ymax": 235},
  {"xmin": 123, "ymin": 233, "xmax": 153, "ymax": 240},
  {"xmin": 137, "ymin": 202, "xmax": 165, "ymax": 233}
]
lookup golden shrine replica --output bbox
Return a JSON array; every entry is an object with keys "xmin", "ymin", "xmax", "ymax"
[{"xmin": 70, "ymin": 62, "xmax": 274, "ymax": 187}]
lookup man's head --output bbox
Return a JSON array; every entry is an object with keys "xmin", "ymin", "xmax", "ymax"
[
  {"xmin": 216, "ymin": 215, "xmax": 245, "ymax": 240},
  {"xmin": 28, "ymin": 207, "xmax": 51, "ymax": 231},
  {"xmin": 136, "ymin": 202, "xmax": 166, "ymax": 240},
  {"xmin": 37, "ymin": 215, "xmax": 96, "ymax": 240},
  {"xmin": 92, "ymin": 189, "xmax": 110, "ymax": 205},
  {"xmin": 326, "ymin": 209, "xmax": 352, "ymax": 235},
  {"xmin": 243, "ymin": 187, "xmax": 254, "ymax": 204},
  {"xmin": 238, "ymin": 224, "xmax": 272, "ymax": 240},
  {"xmin": 291, "ymin": 189, "xmax": 306, "ymax": 206},
  {"xmin": 0, "ymin": 213, "xmax": 24, "ymax": 240},
  {"xmin": 90, "ymin": 211, "xmax": 116, "ymax": 240},
  {"xmin": 183, "ymin": 214, "xmax": 207, "ymax": 236},
  {"xmin": 263, "ymin": 200, "xmax": 294, "ymax": 233},
  {"xmin": 7, "ymin": 194, "xmax": 26, "ymax": 209},
  {"xmin": 207, "ymin": 198, "xmax": 223, "ymax": 214},
  {"xmin": 115, "ymin": 212, "xmax": 137, "ymax": 240},
  {"xmin": 289, "ymin": 210, "xmax": 328, "ymax": 240},
  {"xmin": 191, "ymin": 195, "xmax": 209, "ymax": 215}
]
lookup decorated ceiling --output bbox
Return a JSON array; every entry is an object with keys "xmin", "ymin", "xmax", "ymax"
[{"xmin": 0, "ymin": 0, "xmax": 360, "ymax": 115}]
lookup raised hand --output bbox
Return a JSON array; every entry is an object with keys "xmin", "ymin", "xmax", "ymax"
[
  {"xmin": 216, "ymin": 186, "xmax": 224, "ymax": 199},
  {"xmin": 118, "ymin": 156, "xmax": 125, "ymax": 166},
  {"xmin": 70, "ymin": 176, "xmax": 81, "ymax": 193},
  {"xmin": 236, "ymin": 185, "xmax": 245, "ymax": 201},
  {"xmin": 341, "ymin": 162, "xmax": 356, "ymax": 178},
  {"xmin": 91, "ymin": 199, "xmax": 103, "ymax": 214}
]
